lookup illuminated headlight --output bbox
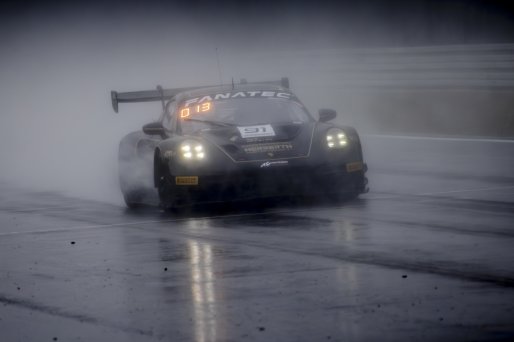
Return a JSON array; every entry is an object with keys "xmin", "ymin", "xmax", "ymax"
[
  {"xmin": 180, "ymin": 141, "xmax": 205, "ymax": 160},
  {"xmin": 326, "ymin": 129, "xmax": 348, "ymax": 149}
]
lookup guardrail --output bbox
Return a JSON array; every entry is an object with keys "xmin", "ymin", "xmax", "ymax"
[
  {"xmin": 234, "ymin": 44, "xmax": 514, "ymax": 136},
  {"xmin": 242, "ymin": 44, "xmax": 514, "ymax": 89}
]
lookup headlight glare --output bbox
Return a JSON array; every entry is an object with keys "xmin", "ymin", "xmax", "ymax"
[
  {"xmin": 179, "ymin": 140, "xmax": 206, "ymax": 160},
  {"xmin": 326, "ymin": 129, "xmax": 348, "ymax": 149}
]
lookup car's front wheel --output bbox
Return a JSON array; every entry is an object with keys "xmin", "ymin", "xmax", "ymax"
[
  {"xmin": 154, "ymin": 150, "xmax": 177, "ymax": 211},
  {"xmin": 325, "ymin": 171, "xmax": 368, "ymax": 203}
]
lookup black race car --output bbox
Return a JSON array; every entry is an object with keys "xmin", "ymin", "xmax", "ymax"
[{"xmin": 111, "ymin": 78, "xmax": 368, "ymax": 209}]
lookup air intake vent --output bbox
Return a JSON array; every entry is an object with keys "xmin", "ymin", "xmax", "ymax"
[{"xmin": 222, "ymin": 144, "xmax": 240, "ymax": 154}]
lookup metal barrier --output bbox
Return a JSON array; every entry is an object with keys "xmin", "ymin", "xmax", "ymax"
[
  {"xmin": 234, "ymin": 44, "xmax": 514, "ymax": 136},
  {"xmin": 242, "ymin": 44, "xmax": 514, "ymax": 89}
]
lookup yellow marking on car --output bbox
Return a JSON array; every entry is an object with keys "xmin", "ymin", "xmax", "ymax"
[
  {"xmin": 175, "ymin": 176, "xmax": 199, "ymax": 185},
  {"xmin": 346, "ymin": 162, "xmax": 363, "ymax": 173}
]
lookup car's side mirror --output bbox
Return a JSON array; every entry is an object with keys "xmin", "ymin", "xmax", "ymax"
[
  {"xmin": 143, "ymin": 122, "xmax": 165, "ymax": 137},
  {"xmin": 319, "ymin": 109, "xmax": 337, "ymax": 122}
]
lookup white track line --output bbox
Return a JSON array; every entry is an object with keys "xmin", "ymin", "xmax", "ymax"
[
  {"xmin": 362, "ymin": 185, "xmax": 514, "ymax": 200},
  {"xmin": 417, "ymin": 185, "xmax": 514, "ymax": 196},
  {"xmin": 2, "ymin": 185, "xmax": 513, "ymax": 237},
  {"xmin": 364, "ymin": 134, "xmax": 514, "ymax": 144},
  {"xmin": 0, "ymin": 207, "xmax": 316, "ymax": 237},
  {"xmin": 5, "ymin": 206, "xmax": 78, "ymax": 213}
]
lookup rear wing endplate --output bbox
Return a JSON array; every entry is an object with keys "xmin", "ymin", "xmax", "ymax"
[{"xmin": 110, "ymin": 77, "xmax": 289, "ymax": 113}]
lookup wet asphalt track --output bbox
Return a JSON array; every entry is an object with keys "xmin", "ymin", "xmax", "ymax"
[{"xmin": 0, "ymin": 136, "xmax": 513, "ymax": 342}]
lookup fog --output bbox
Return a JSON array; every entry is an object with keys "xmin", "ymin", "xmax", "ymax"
[{"xmin": 0, "ymin": 1, "xmax": 513, "ymax": 204}]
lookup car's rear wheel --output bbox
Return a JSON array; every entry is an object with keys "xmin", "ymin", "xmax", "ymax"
[{"xmin": 122, "ymin": 189, "xmax": 144, "ymax": 209}]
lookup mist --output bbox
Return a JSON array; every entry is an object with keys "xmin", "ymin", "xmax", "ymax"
[{"xmin": 1, "ymin": 0, "xmax": 513, "ymax": 204}]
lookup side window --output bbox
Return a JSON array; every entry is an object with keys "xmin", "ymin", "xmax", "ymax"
[{"xmin": 163, "ymin": 101, "xmax": 177, "ymax": 132}]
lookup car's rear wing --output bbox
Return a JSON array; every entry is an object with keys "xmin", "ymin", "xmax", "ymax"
[
  {"xmin": 110, "ymin": 86, "xmax": 194, "ymax": 113},
  {"xmin": 110, "ymin": 77, "xmax": 289, "ymax": 113}
]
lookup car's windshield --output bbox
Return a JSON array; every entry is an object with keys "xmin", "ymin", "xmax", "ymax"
[{"xmin": 176, "ymin": 95, "xmax": 312, "ymax": 134}]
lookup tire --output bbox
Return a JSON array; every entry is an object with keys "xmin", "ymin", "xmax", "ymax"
[
  {"xmin": 326, "ymin": 188, "xmax": 359, "ymax": 203},
  {"xmin": 157, "ymin": 179, "xmax": 171, "ymax": 210},
  {"xmin": 325, "ymin": 172, "xmax": 367, "ymax": 203},
  {"xmin": 122, "ymin": 190, "xmax": 144, "ymax": 209},
  {"xmin": 157, "ymin": 176, "xmax": 196, "ymax": 213},
  {"xmin": 155, "ymin": 151, "xmax": 176, "ymax": 211}
]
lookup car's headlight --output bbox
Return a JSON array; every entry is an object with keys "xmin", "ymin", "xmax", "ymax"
[
  {"xmin": 179, "ymin": 140, "xmax": 205, "ymax": 160},
  {"xmin": 326, "ymin": 129, "xmax": 348, "ymax": 149}
]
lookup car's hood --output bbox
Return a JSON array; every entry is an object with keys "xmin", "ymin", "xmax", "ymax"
[{"xmin": 197, "ymin": 122, "xmax": 316, "ymax": 162}]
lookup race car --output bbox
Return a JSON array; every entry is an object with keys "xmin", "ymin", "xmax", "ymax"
[{"xmin": 111, "ymin": 78, "xmax": 368, "ymax": 209}]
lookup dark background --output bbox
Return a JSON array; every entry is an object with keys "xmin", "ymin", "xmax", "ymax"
[{"xmin": 1, "ymin": 0, "xmax": 513, "ymax": 48}]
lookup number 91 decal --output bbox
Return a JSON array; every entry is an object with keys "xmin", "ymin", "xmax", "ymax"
[{"xmin": 237, "ymin": 125, "xmax": 276, "ymax": 138}]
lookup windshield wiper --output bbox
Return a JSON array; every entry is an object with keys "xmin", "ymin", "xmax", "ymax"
[{"xmin": 183, "ymin": 118, "xmax": 236, "ymax": 127}]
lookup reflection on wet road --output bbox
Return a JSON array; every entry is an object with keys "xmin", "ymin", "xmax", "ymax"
[
  {"xmin": 189, "ymin": 239, "xmax": 217, "ymax": 342},
  {"xmin": 0, "ymin": 136, "xmax": 513, "ymax": 341}
]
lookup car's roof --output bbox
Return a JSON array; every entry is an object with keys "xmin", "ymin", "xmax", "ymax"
[{"xmin": 176, "ymin": 83, "xmax": 291, "ymax": 101}]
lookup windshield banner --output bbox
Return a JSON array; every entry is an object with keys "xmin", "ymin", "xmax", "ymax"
[{"xmin": 184, "ymin": 92, "xmax": 292, "ymax": 107}]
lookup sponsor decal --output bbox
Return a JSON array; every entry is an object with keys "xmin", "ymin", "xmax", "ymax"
[
  {"xmin": 346, "ymin": 162, "xmax": 363, "ymax": 173},
  {"xmin": 175, "ymin": 176, "xmax": 199, "ymax": 185},
  {"xmin": 238, "ymin": 125, "xmax": 275, "ymax": 139},
  {"xmin": 184, "ymin": 92, "xmax": 292, "ymax": 107},
  {"xmin": 163, "ymin": 150, "xmax": 174, "ymax": 160},
  {"xmin": 244, "ymin": 137, "xmax": 274, "ymax": 143},
  {"xmin": 243, "ymin": 142, "xmax": 293, "ymax": 154},
  {"xmin": 260, "ymin": 160, "xmax": 289, "ymax": 168}
]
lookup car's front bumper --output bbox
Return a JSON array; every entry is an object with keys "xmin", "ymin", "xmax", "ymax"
[{"xmin": 160, "ymin": 161, "xmax": 367, "ymax": 207}]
